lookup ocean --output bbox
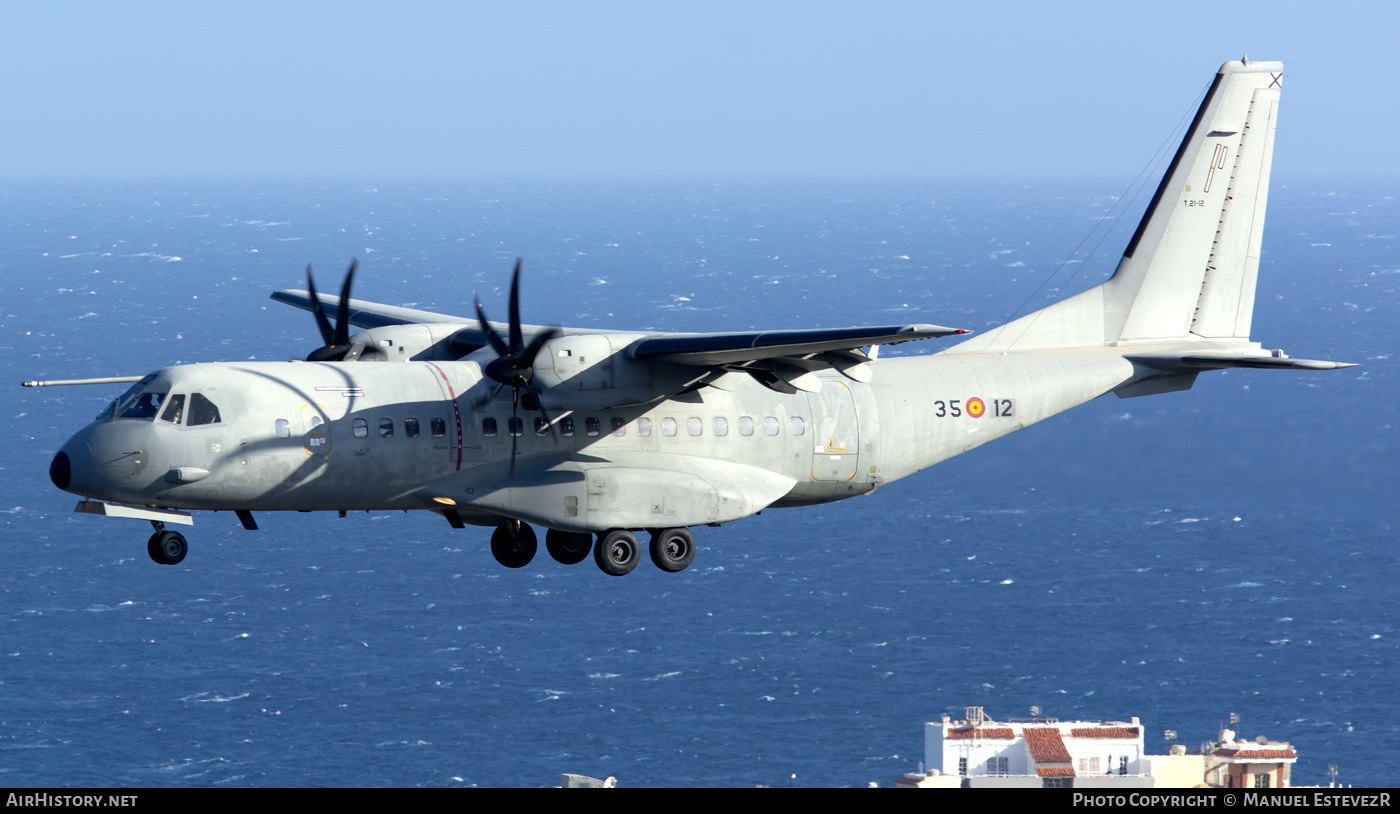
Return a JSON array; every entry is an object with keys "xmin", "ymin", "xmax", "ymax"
[{"xmin": 0, "ymin": 176, "xmax": 1394, "ymax": 787}]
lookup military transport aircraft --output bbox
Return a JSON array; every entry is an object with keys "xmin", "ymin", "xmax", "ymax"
[{"xmin": 27, "ymin": 58, "xmax": 1353, "ymax": 576}]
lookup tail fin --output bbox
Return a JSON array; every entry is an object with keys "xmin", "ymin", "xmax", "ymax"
[{"xmin": 948, "ymin": 59, "xmax": 1283, "ymax": 354}]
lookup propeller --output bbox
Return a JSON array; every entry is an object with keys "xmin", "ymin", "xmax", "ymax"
[
  {"xmin": 304, "ymin": 259, "xmax": 360, "ymax": 362},
  {"xmin": 474, "ymin": 259, "xmax": 561, "ymax": 476}
]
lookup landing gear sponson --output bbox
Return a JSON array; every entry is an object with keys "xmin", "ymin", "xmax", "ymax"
[{"xmin": 491, "ymin": 521, "xmax": 697, "ymax": 576}]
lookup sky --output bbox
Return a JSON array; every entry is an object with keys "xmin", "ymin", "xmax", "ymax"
[{"xmin": 1, "ymin": 1, "xmax": 1396, "ymax": 177}]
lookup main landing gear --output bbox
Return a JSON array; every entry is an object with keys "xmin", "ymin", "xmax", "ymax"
[
  {"xmin": 489, "ymin": 521, "xmax": 697, "ymax": 576},
  {"xmin": 146, "ymin": 524, "xmax": 187, "ymax": 565}
]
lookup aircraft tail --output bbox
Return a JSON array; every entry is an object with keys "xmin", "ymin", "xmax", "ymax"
[{"xmin": 947, "ymin": 58, "xmax": 1284, "ymax": 354}]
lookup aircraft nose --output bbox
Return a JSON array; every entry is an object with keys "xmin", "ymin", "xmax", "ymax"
[{"xmin": 50, "ymin": 451, "xmax": 71, "ymax": 490}]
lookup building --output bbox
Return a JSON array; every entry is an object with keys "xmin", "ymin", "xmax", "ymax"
[{"xmin": 896, "ymin": 707, "xmax": 1298, "ymax": 789}]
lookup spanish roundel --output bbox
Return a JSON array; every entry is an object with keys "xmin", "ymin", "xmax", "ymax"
[{"xmin": 966, "ymin": 397, "xmax": 985, "ymax": 418}]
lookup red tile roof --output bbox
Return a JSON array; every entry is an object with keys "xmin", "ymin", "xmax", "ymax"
[
  {"xmin": 1037, "ymin": 767, "xmax": 1077, "ymax": 778},
  {"xmin": 1071, "ymin": 727, "xmax": 1142, "ymax": 739},
  {"xmin": 945, "ymin": 726, "xmax": 1016, "ymax": 740},
  {"xmin": 1214, "ymin": 748, "xmax": 1298, "ymax": 760},
  {"xmin": 1025, "ymin": 728, "xmax": 1074, "ymax": 763}
]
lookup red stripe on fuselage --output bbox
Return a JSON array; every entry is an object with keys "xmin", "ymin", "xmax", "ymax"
[{"xmin": 426, "ymin": 363, "xmax": 464, "ymax": 471}]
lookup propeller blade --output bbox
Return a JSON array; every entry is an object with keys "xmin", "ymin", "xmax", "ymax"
[
  {"xmin": 519, "ymin": 327, "xmax": 562, "ymax": 368},
  {"xmin": 474, "ymin": 297, "xmax": 511, "ymax": 358},
  {"xmin": 508, "ymin": 258, "xmax": 524, "ymax": 354},
  {"xmin": 334, "ymin": 259, "xmax": 357, "ymax": 348},
  {"xmin": 508, "ymin": 388, "xmax": 520, "ymax": 479},
  {"xmin": 306, "ymin": 264, "xmax": 335, "ymax": 346}
]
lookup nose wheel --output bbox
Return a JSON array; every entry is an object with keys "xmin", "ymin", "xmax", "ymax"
[{"xmin": 146, "ymin": 530, "xmax": 188, "ymax": 565}]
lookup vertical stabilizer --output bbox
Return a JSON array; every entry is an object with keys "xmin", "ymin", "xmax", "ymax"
[
  {"xmin": 1105, "ymin": 59, "xmax": 1283, "ymax": 342},
  {"xmin": 945, "ymin": 59, "xmax": 1283, "ymax": 355}
]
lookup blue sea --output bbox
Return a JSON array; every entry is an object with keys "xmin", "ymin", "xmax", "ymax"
[{"xmin": 0, "ymin": 176, "xmax": 1395, "ymax": 787}]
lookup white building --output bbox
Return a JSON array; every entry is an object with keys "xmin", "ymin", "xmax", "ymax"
[{"xmin": 897, "ymin": 707, "xmax": 1151, "ymax": 788}]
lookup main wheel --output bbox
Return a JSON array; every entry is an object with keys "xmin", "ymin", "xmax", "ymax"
[
  {"xmin": 649, "ymin": 527, "xmax": 696, "ymax": 572},
  {"xmin": 490, "ymin": 521, "xmax": 537, "ymax": 569},
  {"xmin": 545, "ymin": 529, "xmax": 592, "ymax": 565},
  {"xmin": 148, "ymin": 531, "xmax": 187, "ymax": 565},
  {"xmin": 594, "ymin": 529, "xmax": 641, "ymax": 577}
]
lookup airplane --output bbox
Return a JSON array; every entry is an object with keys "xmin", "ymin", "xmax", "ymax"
[{"xmin": 26, "ymin": 57, "xmax": 1354, "ymax": 576}]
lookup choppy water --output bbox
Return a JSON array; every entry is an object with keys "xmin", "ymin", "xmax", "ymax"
[{"xmin": 1, "ymin": 177, "xmax": 1395, "ymax": 787}]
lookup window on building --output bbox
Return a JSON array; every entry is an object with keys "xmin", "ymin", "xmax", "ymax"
[
  {"xmin": 1119, "ymin": 756, "xmax": 1128, "ymax": 776},
  {"xmin": 431, "ymin": 418, "xmax": 446, "ymax": 437},
  {"xmin": 958, "ymin": 757, "xmax": 967, "ymax": 776},
  {"xmin": 378, "ymin": 418, "xmax": 394, "ymax": 438},
  {"xmin": 405, "ymin": 418, "xmax": 420, "ymax": 438},
  {"xmin": 1254, "ymin": 772, "xmax": 1270, "ymax": 789}
]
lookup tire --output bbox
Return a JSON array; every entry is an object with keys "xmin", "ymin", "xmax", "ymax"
[
  {"xmin": 594, "ymin": 529, "xmax": 641, "ymax": 577},
  {"xmin": 490, "ymin": 521, "xmax": 537, "ymax": 569},
  {"xmin": 649, "ymin": 528, "xmax": 696, "ymax": 572},
  {"xmin": 151, "ymin": 531, "xmax": 187, "ymax": 565},
  {"xmin": 147, "ymin": 532, "xmax": 167, "ymax": 564},
  {"xmin": 545, "ymin": 529, "xmax": 592, "ymax": 565}
]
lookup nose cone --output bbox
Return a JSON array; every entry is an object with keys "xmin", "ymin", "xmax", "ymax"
[{"xmin": 49, "ymin": 451, "xmax": 71, "ymax": 490}]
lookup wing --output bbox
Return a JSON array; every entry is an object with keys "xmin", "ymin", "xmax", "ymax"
[
  {"xmin": 270, "ymin": 289, "xmax": 469, "ymax": 329},
  {"xmin": 631, "ymin": 323, "xmax": 967, "ymax": 392}
]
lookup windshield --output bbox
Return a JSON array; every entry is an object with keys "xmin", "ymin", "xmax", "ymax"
[{"xmin": 96, "ymin": 375, "xmax": 168, "ymax": 422}]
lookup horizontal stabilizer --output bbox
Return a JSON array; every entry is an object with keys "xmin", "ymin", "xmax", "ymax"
[
  {"xmin": 1126, "ymin": 350, "xmax": 1358, "ymax": 371},
  {"xmin": 630, "ymin": 324, "xmax": 966, "ymax": 366}
]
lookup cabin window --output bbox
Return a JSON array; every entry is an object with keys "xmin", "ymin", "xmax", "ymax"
[
  {"xmin": 637, "ymin": 417, "xmax": 651, "ymax": 437},
  {"xmin": 763, "ymin": 416, "xmax": 780, "ymax": 436},
  {"xmin": 611, "ymin": 417, "xmax": 626, "ymax": 437},
  {"xmin": 790, "ymin": 416, "xmax": 805, "ymax": 436},
  {"xmin": 431, "ymin": 418, "xmax": 446, "ymax": 437},
  {"xmin": 561, "ymin": 417, "xmax": 575, "ymax": 437},
  {"xmin": 483, "ymin": 417, "xmax": 497, "ymax": 437},
  {"xmin": 405, "ymin": 418, "xmax": 420, "ymax": 438},
  {"xmin": 661, "ymin": 417, "xmax": 677, "ymax": 437},
  {"xmin": 508, "ymin": 417, "xmax": 523, "ymax": 437},
  {"xmin": 118, "ymin": 391, "xmax": 166, "ymax": 421},
  {"xmin": 353, "ymin": 418, "xmax": 369, "ymax": 438},
  {"xmin": 161, "ymin": 395, "xmax": 186, "ymax": 425},
  {"xmin": 586, "ymin": 417, "xmax": 601, "ymax": 437},
  {"xmin": 687, "ymin": 417, "xmax": 703, "ymax": 436},
  {"xmin": 535, "ymin": 417, "xmax": 550, "ymax": 436},
  {"xmin": 738, "ymin": 416, "xmax": 754, "ymax": 436},
  {"xmin": 188, "ymin": 393, "xmax": 222, "ymax": 426},
  {"xmin": 275, "ymin": 418, "xmax": 290, "ymax": 438},
  {"xmin": 713, "ymin": 417, "xmax": 728, "ymax": 437},
  {"xmin": 378, "ymin": 418, "xmax": 394, "ymax": 438}
]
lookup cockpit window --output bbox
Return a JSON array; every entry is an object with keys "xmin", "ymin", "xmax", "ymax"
[
  {"xmin": 117, "ymin": 391, "xmax": 167, "ymax": 421},
  {"xmin": 160, "ymin": 394, "xmax": 186, "ymax": 424},
  {"xmin": 188, "ymin": 393, "xmax": 222, "ymax": 426}
]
